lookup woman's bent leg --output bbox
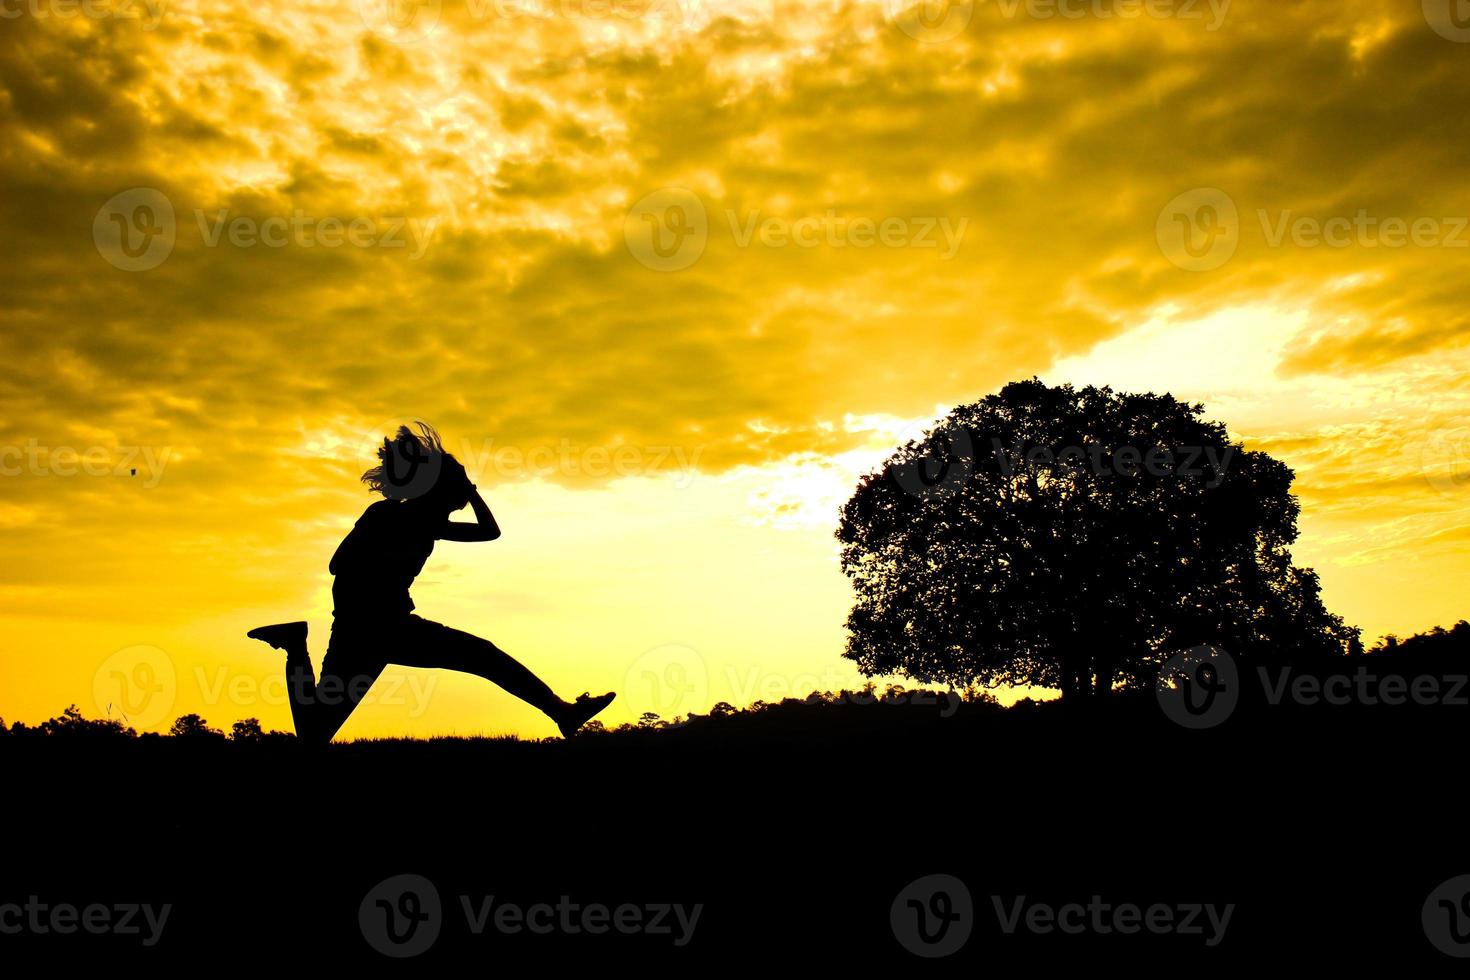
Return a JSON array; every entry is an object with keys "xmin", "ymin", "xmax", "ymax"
[
  {"xmin": 246, "ymin": 623, "xmax": 330, "ymax": 740},
  {"xmin": 291, "ymin": 627, "xmax": 386, "ymax": 744},
  {"xmin": 285, "ymin": 649, "xmax": 323, "ymax": 742}
]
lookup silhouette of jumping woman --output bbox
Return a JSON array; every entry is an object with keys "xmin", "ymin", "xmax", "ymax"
[{"xmin": 247, "ymin": 423, "xmax": 615, "ymax": 743}]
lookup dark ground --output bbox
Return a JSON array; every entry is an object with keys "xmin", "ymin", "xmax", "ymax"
[{"xmin": 3, "ymin": 691, "xmax": 1467, "ymax": 969}]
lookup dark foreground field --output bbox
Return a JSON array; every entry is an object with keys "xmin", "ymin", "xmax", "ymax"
[{"xmin": 3, "ymin": 690, "xmax": 1468, "ymax": 970}]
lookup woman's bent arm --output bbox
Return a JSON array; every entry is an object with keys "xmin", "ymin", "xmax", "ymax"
[{"xmin": 439, "ymin": 486, "xmax": 501, "ymax": 541}]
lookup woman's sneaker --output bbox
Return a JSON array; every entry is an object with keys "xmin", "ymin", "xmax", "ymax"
[
  {"xmin": 246, "ymin": 621, "xmax": 308, "ymax": 655},
  {"xmin": 558, "ymin": 691, "xmax": 616, "ymax": 738}
]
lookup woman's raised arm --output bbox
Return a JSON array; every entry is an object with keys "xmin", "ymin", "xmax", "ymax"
[{"xmin": 439, "ymin": 485, "xmax": 501, "ymax": 542}]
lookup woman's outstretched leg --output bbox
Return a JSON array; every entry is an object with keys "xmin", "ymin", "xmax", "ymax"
[{"xmin": 391, "ymin": 616, "xmax": 614, "ymax": 736}]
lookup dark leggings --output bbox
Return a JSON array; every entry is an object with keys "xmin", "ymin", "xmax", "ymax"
[{"xmin": 286, "ymin": 614, "xmax": 563, "ymax": 743}]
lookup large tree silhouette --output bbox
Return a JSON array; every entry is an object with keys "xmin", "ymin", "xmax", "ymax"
[{"xmin": 836, "ymin": 379, "xmax": 1356, "ymax": 700}]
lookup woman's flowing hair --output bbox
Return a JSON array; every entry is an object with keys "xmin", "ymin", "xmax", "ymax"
[{"xmin": 361, "ymin": 422, "xmax": 461, "ymax": 500}]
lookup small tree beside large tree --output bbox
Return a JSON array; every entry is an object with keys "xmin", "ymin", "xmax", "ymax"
[{"xmin": 836, "ymin": 379, "xmax": 1356, "ymax": 701}]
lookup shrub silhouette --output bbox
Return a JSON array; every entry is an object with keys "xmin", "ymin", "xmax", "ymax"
[
  {"xmin": 230, "ymin": 718, "xmax": 266, "ymax": 741},
  {"xmin": 837, "ymin": 379, "xmax": 1358, "ymax": 701},
  {"xmin": 169, "ymin": 713, "xmax": 225, "ymax": 738},
  {"xmin": 36, "ymin": 704, "xmax": 135, "ymax": 738},
  {"xmin": 229, "ymin": 718, "xmax": 295, "ymax": 742},
  {"xmin": 1368, "ymin": 619, "xmax": 1470, "ymax": 659}
]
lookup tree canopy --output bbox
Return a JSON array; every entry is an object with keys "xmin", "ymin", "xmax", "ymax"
[{"xmin": 836, "ymin": 379, "xmax": 1356, "ymax": 699}]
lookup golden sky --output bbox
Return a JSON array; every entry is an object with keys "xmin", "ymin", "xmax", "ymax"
[{"xmin": 2, "ymin": 0, "xmax": 1469, "ymax": 738}]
